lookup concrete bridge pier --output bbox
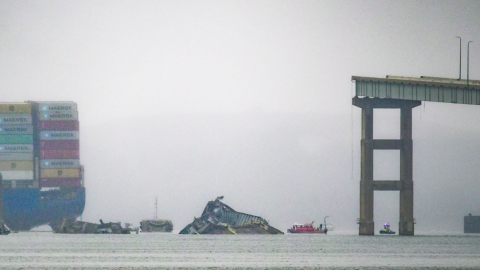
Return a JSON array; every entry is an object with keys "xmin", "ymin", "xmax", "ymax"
[{"xmin": 353, "ymin": 97, "xmax": 420, "ymax": 236}]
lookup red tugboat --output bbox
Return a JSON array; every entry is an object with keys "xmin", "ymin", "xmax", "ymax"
[{"xmin": 287, "ymin": 216, "xmax": 329, "ymax": 234}]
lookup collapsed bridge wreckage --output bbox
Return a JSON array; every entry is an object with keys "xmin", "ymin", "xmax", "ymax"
[
  {"xmin": 52, "ymin": 217, "xmax": 133, "ymax": 234},
  {"xmin": 179, "ymin": 196, "xmax": 283, "ymax": 234},
  {"xmin": 140, "ymin": 219, "xmax": 173, "ymax": 232}
]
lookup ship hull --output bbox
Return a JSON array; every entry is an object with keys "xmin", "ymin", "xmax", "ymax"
[{"xmin": 2, "ymin": 187, "xmax": 85, "ymax": 231}]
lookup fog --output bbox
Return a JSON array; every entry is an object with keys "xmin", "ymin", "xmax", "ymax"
[{"xmin": 1, "ymin": 0, "xmax": 480, "ymax": 233}]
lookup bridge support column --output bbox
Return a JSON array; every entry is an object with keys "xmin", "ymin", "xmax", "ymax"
[
  {"xmin": 399, "ymin": 108, "xmax": 414, "ymax": 235},
  {"xmin": 359, "ymin": 101, "xmax": 374, "ymax": 235},
  {"xmin": 353, "ymin": 97, "xmax": 420, "ymax": 236}
]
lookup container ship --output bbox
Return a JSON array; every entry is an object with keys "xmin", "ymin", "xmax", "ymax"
[{"xmin": 0, "ymin": 101, "xmax": 85, "ymax": 231}]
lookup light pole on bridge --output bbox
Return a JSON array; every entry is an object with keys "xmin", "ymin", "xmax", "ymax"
[
  {"xmin": 467, "ymin": 41, "xmax": 473, "ymax": 88},
  {"xmin": 456, "ymin": 36, "xmax": 461, "ymax": 80}
]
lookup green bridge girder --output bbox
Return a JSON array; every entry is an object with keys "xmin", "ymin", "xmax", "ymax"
[{"xmin": 353, "ymin": 75, "xmax": 480, "ymax": 105}]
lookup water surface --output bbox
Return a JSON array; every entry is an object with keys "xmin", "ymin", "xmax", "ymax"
[{"xmin": 0, "ymin": 231, "xmax": 478, "ymax": 269}]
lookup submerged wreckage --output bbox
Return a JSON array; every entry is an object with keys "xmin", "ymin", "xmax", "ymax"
[
  {"xmin": 52, "ymin": 217, "xmax": 133, "ymax": 234},
  {"xmin": 140, "ymin": 219, "xmax": 173, "ymax": 232},
  {"xmin": 179, "ymin": 196, "xmax": 283, "ymax": 234}
]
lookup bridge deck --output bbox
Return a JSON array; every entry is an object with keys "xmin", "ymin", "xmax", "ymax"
[{"xmin": 353, "ymin": 75, "xmax": 480, "ymax": 105}]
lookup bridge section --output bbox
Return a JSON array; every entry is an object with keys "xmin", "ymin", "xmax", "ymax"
[
  {"xmin": 354, "ymin": 75, "xmax": 480, "ymax": 105},
  {"xmin": 352, "ymin": 75, "xmax": 480, "ymax": 235}
]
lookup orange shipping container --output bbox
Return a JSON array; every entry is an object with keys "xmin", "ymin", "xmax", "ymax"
[
  {"xmin": 0, "ymin": 161, "xmax": 33, "ymax": 170},
  {"xmin": 40, "ymin": 168, "xmax": 80, "ymax": 178},
  {"xmin": 0, "ymin": 103, "xmax": 31, "ymax": 114}
]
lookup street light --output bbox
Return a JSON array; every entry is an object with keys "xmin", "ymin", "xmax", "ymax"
[
  {"xmin": 456, "ymin": 36, "xmax": 461, "ymax": 80},
  {"xmin": 468, "ymin": 41, "xmax": 473, "ymax": 88}
]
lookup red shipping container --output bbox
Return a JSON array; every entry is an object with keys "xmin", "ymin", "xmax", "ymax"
[
  {"xmin": 37, "ymin": 120, "xmax": 79, "ymax": 131},
  {"xmin": 39, "ymin": 140, "xmax": 79, "ymax": 150},
  {"xmin": 40, "ymin": 150, "xmax": 79, "ymax": 159},
  {"xmin": 40, "ymin": 178, "xmax": 82, "ymax": 188}
]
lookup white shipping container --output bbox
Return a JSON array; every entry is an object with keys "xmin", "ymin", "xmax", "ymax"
[
  {"xmin": 40, "ymin": 131, "xmax": 79, "ymax": 140},
  {"xmin": 39, "ymin": 112, "xmax": 78, "ymax": 121},
  {"xmin": 0, "ymin": 152, "xmax": 33, "ymax": 161},
  {"xmin": 0, "ymin": 144, "xmax": 34, "ymax": 153},
  {"xmin": 37, "ymin": 102, "xmax": 77, "ymax": 112},
  {"xmin": 41, "ymin": 159, "xmax": 80, "ymax": 168},
  {"xmin": 0, "ymin": 170, "xmax": 34, "ymax": 180},
  {"xmin": 2, "ymin": 180, "xmax": 35, "ymax": 189},
  {"xmin": 0, "ymin": 125, "xmax": 33, "ymax": 134},
  {"xmin": 0, "ymin": 114, "xmax": 32, "ymax": 124}
]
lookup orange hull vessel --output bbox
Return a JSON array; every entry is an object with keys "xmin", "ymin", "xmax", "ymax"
[{"xmin": 287, "ymin": 221, "xmax": 327, "ymax": 234}]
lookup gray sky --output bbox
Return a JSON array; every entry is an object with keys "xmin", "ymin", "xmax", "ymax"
[{"xmin": 1, "ymin": 0, "xmax": 480, "ymax": 233}]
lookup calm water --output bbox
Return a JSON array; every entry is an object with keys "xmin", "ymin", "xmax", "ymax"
[{"xmin": 0, "ymin": 231, "xmax": 479, "ymax": 269}]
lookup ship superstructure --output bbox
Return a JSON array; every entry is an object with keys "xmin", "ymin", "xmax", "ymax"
[{"xmin": 0, "ymin": 101, "xmax": 85, "ymax": 231}]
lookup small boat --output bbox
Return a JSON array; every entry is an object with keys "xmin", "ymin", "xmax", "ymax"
[
  {"xmin": 379, "ymin": 222, "xmax": 395, "ymax": 234},
  {"xmin": 287, "ymin": 221, "xmax": 327, "ymax": 234}
]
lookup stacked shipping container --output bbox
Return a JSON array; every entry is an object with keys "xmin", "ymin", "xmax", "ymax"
[
  {"xmin": 36, "ymin": 102, "xmax": 82, "ymax": 188},
  {"xmin": 0, "ymin": 103, "xmax": 36, "ymax": 188},
  {"xmin": 0, "ymin": 101, "xmax": 83, "ymax": 190}
]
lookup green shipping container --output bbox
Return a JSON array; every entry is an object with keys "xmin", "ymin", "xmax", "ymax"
[{"xmin": 0, "ymin": 135, "xmax": 33, "ymax": 144}]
